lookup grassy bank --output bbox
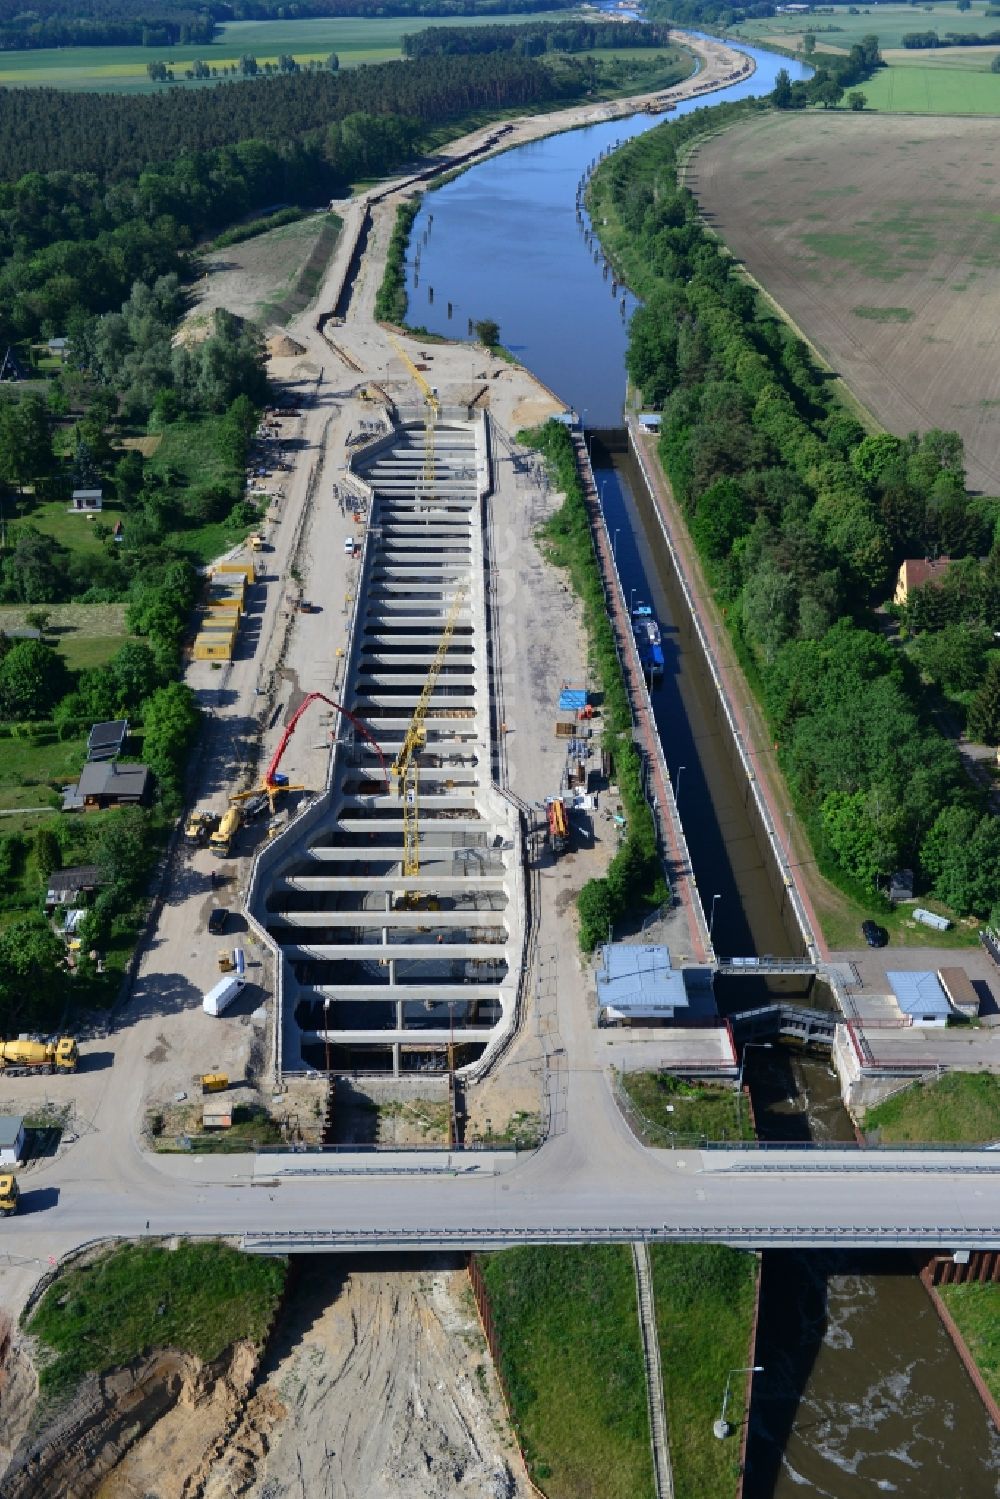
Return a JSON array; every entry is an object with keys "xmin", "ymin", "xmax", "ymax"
[
  {"xmin": 938, "ymin": 1282, "xmax": 1000, "ymax": 1405},
  {"xmin": 28, "ymin": 1242, "xmax": 286, "ymax": 1394},
  {"xmin": 481, "ymin": 1246, "xmax": 654, "ymax": 1499},
  {"xmin": 650, "ymin": 1245, "xmax": 758, "ymax": 1499},
  {"xmin": 620, "ymin": 1071, "xmax": 754, "ymax": 1145},
  {"xmin": 527, "ymin": 419, "xmax": 666, "ymax": 949},
  {"xmin": 865, "ymin": 1072, "xmax": 1000, "ymax": 1144}
]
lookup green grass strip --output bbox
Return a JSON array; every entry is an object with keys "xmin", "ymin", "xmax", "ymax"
[
  {"xmin": 482, "ymin": 1246, "xmax": 655, "ymax": 1499},
  {"xmin": 649, "ymin": 1244, "xmax": 758, "ymax": 1499},
  {"xmin": 28, "ymin": 1242, "xmax": 286, "ymax": 1394},
  {"xmin": 526, "ymin": 418, "xmax": 667, "ymax": 948},
  {"xmin": 865, "ymin": 1071, "xmax": 1000, "ymax": 1144},
  {"xmin": 938, "ymin": 1283, "xmax": 1000, "ymax": 1406}
]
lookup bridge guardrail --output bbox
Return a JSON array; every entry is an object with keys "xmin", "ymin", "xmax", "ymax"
[{"xmin": 240, "ymin": 1223, "xmax": 1000, "ymax": 1248}]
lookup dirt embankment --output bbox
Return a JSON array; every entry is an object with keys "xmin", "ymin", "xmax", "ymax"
[{"xmin": 0, "ymin": 1260, "xmax": 529, "ymax": 1499}]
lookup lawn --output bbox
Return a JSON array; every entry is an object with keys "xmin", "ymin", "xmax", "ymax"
[
  {"xmin": 28, "ymin": 1241, "xmax": 286, "ymax": 1394},
  {"xmin": 861, "ymin": 63, "xmax": 1000, "ymax": 113},
  {"xmin": 864, "ymin": 1071, "xmax": 1000, "ymax": 1143},
  {"xmin": 938, "ymin": 1283, "xmax": 1000, "ymax": 1405},
  {"xmin": 0, "ymin": 12, "xmax": 571, "ymax": 92},
  {"xmin": 650, "ymin": 1245, "xmax": 758, "ymax": 1499},
  {"xmin": 0, "ymin": 729, "xmax": 88, "ymax": 812},
  {"xmin": 18, "ymin": 495, "xmax": 124, "ymax": 559},
  {"xmin": 0, "ymin": 602, "xmax": 129, "ymax": 674},
  {"xmin": 481, "ymin": 1246, "xmax": 655, "ymax": 1499},
  {"xmin": 619, "ymin": 1071, "xmax": 754, "ymax": 1145}
]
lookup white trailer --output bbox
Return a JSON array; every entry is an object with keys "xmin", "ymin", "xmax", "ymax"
[{"xmin": 203, "ymin": 950, "xmax": 246, "ymax": 1016}]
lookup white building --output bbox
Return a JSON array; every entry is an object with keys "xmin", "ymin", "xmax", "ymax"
[{"xmin": 0, "ymin": 1116, "xmax": 25, "ymax": 1166}]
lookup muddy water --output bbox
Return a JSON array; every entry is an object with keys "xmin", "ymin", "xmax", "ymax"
[{"xmin": 748, "ymin": 1252, "xmax": 1000, "ymax": 1499}]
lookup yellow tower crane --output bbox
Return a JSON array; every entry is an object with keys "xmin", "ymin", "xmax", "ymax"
[
  {"xmin": 392, "ymin": 583, "xmax": 468, "ymax": 879},
  {"xmin": 387, "ymin": 333, "xmax": 439, "ymax": 504}
]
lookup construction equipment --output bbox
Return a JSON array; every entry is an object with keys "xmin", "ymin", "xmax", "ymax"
[
  {"xmin": 248, "ymin": 533, "xmax": 265, "ymax": 551},
  {"xmin": 210, "ymin": 805, "xmax": 242, "ymax": 856},
  {"xmin": 547, "ymin": 797, "xmax": 569, "ymax": 857},
  {"xmin": 0, "ymin": 1036, "xmax": 78, "ymax": 1075},
  {"xmin": 387, "ymin": 333, "xmax": 439, "ymax": 504},
  {"xmin": 0, "ymin": 1175, "xmax": 19, "ymax": 1216},
  {"xmin": 233, "ymin": 691, "xmax": 389, "ymax": 816},
  {"xmin": 217, "ymin": 948, "xmax": 239, "ymax": 972},
  {"xmin": 392, "ymin": 585, "xmax": 468, "ymax": 879},
  {"xmin": 200, "ymin": 1073, "xmax": 229, "ymax": 1093},
  {"xmin": 184, "ymin": 810, "xmax": 219, "ymax": 846}
]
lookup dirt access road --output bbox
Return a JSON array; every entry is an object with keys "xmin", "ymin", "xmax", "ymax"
[{"xmin": 689, "ymin": 111, "xmax": 1000, "ymax": 493}]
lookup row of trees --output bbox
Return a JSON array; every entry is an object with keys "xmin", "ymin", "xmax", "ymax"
[
  {"xmin": 404, "ymin": 19, "xmax": 674, "ymax": 58},
  {"xmin": 772, "ymin": 32, "xmax": 882, "ymax": 110},
  {"xmin": 594, "ymin": 101, "xmax": 1000, "ymax": 915}
]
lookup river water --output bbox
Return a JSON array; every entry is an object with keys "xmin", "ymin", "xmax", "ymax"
[{"xmin": 401, "ymin": 32, "xmax": 1000, "ymax": 1498}]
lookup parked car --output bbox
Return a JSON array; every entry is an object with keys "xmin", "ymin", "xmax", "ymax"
[
  {"xmin": 207, "ymin": 907, "xmax": 229, "ymax": 935},
  {"xmin": 861, "ymin": 919, "xmax": 888, "ymax": 948}
]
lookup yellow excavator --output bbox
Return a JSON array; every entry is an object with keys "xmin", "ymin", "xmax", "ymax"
[
  {"xmin": 0, "ymin": 1037, "xmax": 78, "ymax": 1076},
  {"xmin": 0, "ymin": 1175, "xmax": 19, "ymax": 1217}
]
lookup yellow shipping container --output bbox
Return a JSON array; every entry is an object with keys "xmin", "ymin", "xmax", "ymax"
[
  {"xmin": 214, "ymin": 560, "xmax": 255, "ymax": 584},
  {"xmin": 193, "ymin": 634, "xmax": 234, "ymax": 661}
]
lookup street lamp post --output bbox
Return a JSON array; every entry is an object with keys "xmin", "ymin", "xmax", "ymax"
[
  {"xmin": 674, "ymin": 764, "xmax": 686, "ymax": 808},
  {"xmin": 714, "ymin": 1366, "xmax": 764, "ymax": 1439},
  {"xmin": 736, "ymin": 1040, "xmax": 772, "ymax": 1137},
  {"xmin": 323, "ymin": 996, "xmax": 331, "ymax": 1078},
  {"xmin": 612, "ymin": 527, "xmax": 620, "ymax": 565},
  {"xmin": 629, "ymin": 587, "xmax": 636, "ymax": 615},
  {"xmin": 709, "ymin": 893, "xmax": 722, "ymax": 943},
  {"xmin": 600, "ymin": 480, "xmax": 607, "ymax": 508}
]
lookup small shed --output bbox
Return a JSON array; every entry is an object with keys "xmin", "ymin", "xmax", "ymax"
[
  {"xmin": 202, "ymin": 1099, "xmax": 233, "ymax": 1130},
  {"xmin": 637, "ymin": 413, "xmax": 662, "ymax": 433},
  {"xmin": 0, "ymin": 1116, "xmax": 25, "ymax": 1166},
  {"xmin": 888, "ymin": 970, "xmax": 953, "ymax": 1028},
  {"xmin": 70, "ymin": 489, "xmax": 103, "ymax": 513},
  {"xmin": 47, "ymin": 337, "xmax": 69, "ymax": 360},
  {"xmin": 87, "ymin": 719, "xmax": 128, "ymax": 762},
  {"xmin": 70, "ymin": 761, "xmax": 151, "ymax": 810},
  {"xmin": 45, "ymin": 864, "xmax": 103, "ymax": 910},
  {"xmin": 888, "ymin": 868, "xmax": 914, "ymax": 904},
  {"xmin": 938, "ymin": 967, "xmax": 979, "ymax": 1019},
  {"xmin": 596, "ymin": 943, "xmax": 689, "ymax": 1025}
]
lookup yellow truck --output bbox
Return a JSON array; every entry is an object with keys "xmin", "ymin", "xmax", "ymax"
[
  {"xmin": 0, "ymin": 1037, "xmax": 78, "ymax": 1076},
  {"xmin": 200, "ymin": 1073, "xmax": 229, "ymax": 1093},
  {"xmin": 0, "ymin": 1175, "xmax": 19, "ymax": 1216},
  {"xmin": 209, "ymin": 806, "xmax": 241, "ymax": 856},
  {"xmin": 184, "ymin": 810, "xmax": 219, "ymax": 846}
]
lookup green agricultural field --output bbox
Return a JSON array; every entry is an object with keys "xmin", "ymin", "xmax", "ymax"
[
  {"xmin": 862, "ymin": 62, "xmax": 1000, "ymax": 112},
  {"xmin": 0, "ymin": 12, "xmax": 571, "ymax": 92},
  {"xmin": 937, "ymin": 1283, "xmax": 1000, "ymax": 1405},
  {"xmin": 865, "ymin": 1072, "xmax": 1000, "ymax": 1144},
  {"xmin": 481, "ymin": 1246, "xmax": 655, "ymax": 1499},
  {"xmin": 734, "ymin": 2, "xmax": 1000, "ymax": 54},
  {"xmin": 650, "ymin": 1245, "xmax": 758, "ymax": 1499}
]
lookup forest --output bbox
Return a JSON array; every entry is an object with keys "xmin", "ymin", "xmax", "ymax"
[
  {"xmin": 0, "ymin": 50, "xmax": 584, "ymax": 342},
  {"xmin": 0, "ymin": 52, "xmax": 570, "ymax": 183},
  {"xmin": 404, "ymin": 19, "xmax": 675, "ymax": 57},
  {"xmin": 0, "ymin": 0, "xmax": 573, "ymax": 51},
  {"xmin": 590, "ymin": 99, "xmax": 1000, "ymax": 920}
]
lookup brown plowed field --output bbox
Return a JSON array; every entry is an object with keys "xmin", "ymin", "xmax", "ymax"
[{"xmin": 689, "ymin": 113, "xmax": 1000, "ymax": 494}]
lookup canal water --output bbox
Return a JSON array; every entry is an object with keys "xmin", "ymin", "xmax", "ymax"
[
  {"xmin": 401, "ymin": 31, "xmax": 1000, "ymax": 1497},
  {"xmin": 405, "ymin": 39, "xmax": 811, "ymax": 426}
]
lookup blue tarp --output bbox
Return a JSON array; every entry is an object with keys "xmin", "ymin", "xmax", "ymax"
[{"xmin": 559, "ymin": 689, "xmax": 587, "ymax": 711}]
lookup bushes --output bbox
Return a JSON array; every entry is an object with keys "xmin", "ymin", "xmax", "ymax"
[
  {"xmin": 375, "ymin": 199, "xmax": 421, "ymax": 325},
  {"xmin": 526, "ymin": 420, "xmax": 666, "ymax": 949}
]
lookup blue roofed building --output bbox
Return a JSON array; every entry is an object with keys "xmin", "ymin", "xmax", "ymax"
[
  {"xmin": 596, "ymin": 943, "xmax": 690, "ymax": 1026},
  {"xmin": 887, "ymin": 970, "xmax": 954, "ymax": 1028}
]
